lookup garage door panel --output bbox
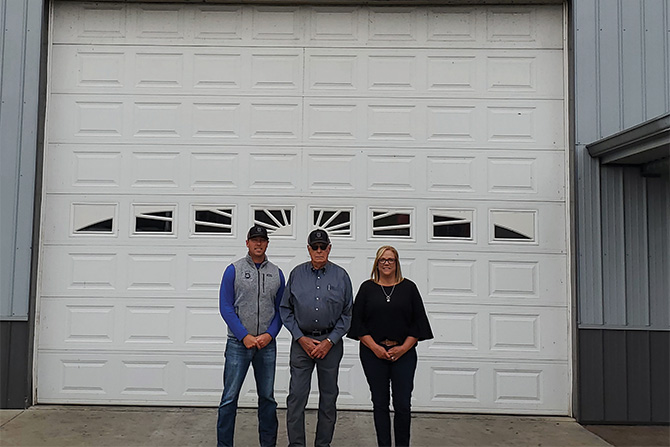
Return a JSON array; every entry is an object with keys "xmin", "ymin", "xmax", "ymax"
[
  {"xmin": 52, "ymin": 44, "xmax": 563, "ymax": 99},
  {"xmin": 48, "ymin": 95, "xmax": 305, "ymax": 144},
  {"xmin": 41, "ymin": 196, "xmax": 565, "ymax": 254},
  {"xmin": 45, "ymin": 146, "xmax": 565, "ymax": 201},
  {"xmin": 413, "ymin": 360, "xmax": 568, "ymax": 413},
  {"xmin": 49, "ymin": 94, "xmax": 563, "ymax": 149},
  {"xmin": 37, "ymin": 350, "xmax": 370, "ymax": 407},
  {"xmin": 53, "ymin": 4, "xmax": 562, "ymax": 49},
  {"xmin": 305, "ymin": 98, "xmax": 564, "ymax": 149},
  {"xmin": 422, "ymin": 306, "xmax": 568, "ymax": 360},
  {"xmin": 305, "ymin": 48, "xmax": 563, "ymax": 98},
  {"xmin": 39, "ymin": 245, "xmax": 237, "ymax": 297},
  {"xmin": 423, "ymin": 253, "xmax": 567, "ymax": 307},
  {"xmin": 51, "ymin": 45, "xmax": 308, "ymax": 96},
  {"xmin": 45, "ymin": 146, "xmax": 245, "ymax": 194},
  {"xmin": 37, "ymin": 351, "xmax": 227, "ymax": 405},
  {"xmin": 38, "ymin": 298, "xmax": 226, "ymax": 352}
]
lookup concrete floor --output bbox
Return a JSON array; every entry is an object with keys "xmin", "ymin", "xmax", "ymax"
[
  {"xmin": 0, "ymin": 405, "xmax": 622, "ymax": 447},
  {"xmin": 584, "ymin": 425, "xmax": 669, "ymax": 447}
]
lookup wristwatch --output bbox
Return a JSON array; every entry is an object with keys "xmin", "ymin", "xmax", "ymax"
[{"xmin": 326, "ymin": 338, "xmax": 334, "ymax": 345}]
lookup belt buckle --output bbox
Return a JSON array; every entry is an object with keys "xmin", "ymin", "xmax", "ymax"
[{"xmin": 311, "ymin": 330, "xmax": 322, "ymax": 336}]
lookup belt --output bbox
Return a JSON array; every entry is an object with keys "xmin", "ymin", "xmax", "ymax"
[
  {"xmin": 302, "ymin": 328, "xmax": 333, "ymax": 337},
  {"xmin": 379, "ymin": 339, "xmax": 399, "ymax": 347}
]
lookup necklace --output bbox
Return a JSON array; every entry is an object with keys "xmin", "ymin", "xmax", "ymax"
[{"xmin": 380, "ymin": 283, "xmax": 396, "ymax": 303}]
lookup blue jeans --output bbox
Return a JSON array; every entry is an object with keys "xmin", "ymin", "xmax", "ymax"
[{"xmin": 217, "ymin": 337, "xmax": 278, "ymax": 447}]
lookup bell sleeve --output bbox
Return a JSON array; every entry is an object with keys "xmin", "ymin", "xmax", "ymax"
[
  {"xmin": 346, "ymin": 281, "xmax": 370, "ymax": 340},
  {"xmin": 408, "ymin": 280, "xmax": 434, "ymax": 341}
]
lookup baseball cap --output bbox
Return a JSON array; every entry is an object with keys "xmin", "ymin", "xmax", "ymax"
[
  {"xmin": 247, "ymin": 225, "xmax": 269, "ymax": 240},
  {"xmin": 307, "ymin": 229, "xmax": 330, "ymax": 245}
]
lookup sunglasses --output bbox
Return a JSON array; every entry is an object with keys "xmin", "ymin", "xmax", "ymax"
[{"xmin": 310, "ymin": 243, "xmax": 329, "ymax": 251}]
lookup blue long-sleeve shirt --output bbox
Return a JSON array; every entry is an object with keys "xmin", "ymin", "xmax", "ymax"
[{"xmin": 219, "ymin": 258, "xmax": 285, "ymax": 341}]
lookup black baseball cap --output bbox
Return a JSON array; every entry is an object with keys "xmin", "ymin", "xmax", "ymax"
[
  {"xmin": 247, "ymin": 225, "xmax": 269, "ymax": 240},
  {"xmin": 307, "ymin": 229, "xmax": 330, "ymax": 245}
]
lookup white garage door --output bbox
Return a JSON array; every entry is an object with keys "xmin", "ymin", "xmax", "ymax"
[{"xmin": 37, "ymin": 1, "xmax": 569, "ymax": 414}]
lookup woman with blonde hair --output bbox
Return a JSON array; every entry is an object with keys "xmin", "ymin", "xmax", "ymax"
[{"xmin": 347, "ymin": 245, "xmax": 433, "ymax": 447}]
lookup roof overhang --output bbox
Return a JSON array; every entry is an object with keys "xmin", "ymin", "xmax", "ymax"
[{"xmin": 586, "ymin": 113, "xmax": 670, "ymax": 167}]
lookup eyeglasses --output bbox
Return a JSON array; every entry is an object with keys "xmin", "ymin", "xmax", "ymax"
[
  {"xmin": 379, "ymin": 258, "xmax": 396, "ymax": 265},
  {"xmin": 310, "ymin": 243, "xmax": 329, "ymax": 251}
]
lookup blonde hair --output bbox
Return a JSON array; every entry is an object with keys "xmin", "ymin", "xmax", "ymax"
[{"xmin": 371, "ymin": 245, "xmax": 403, "ymax": 284}]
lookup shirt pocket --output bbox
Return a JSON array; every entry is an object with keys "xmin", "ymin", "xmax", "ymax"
[{"xmin": 324, "ymin": 286, "xmax": 344, "ymax": 314}]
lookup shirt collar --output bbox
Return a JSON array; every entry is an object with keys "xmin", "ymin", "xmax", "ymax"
[{"xmin": 310, "ymin": 261, "xmax": 328, "ymax": 273}]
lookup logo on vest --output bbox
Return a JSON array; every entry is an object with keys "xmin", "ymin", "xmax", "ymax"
[{"xmin": 244, "ymin": 272, "xmax": 251, "ymax": 279}]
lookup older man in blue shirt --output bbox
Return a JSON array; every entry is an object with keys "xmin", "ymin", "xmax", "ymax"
[{"xmin": 280, "ymin": 229, "xmax": 353, "ymax": 447}]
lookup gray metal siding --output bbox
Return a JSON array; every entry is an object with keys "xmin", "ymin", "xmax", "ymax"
[
  {"xmin": 622, "ymin": 169, "xmax": 649, "ymax": 327},
  {"xmin": 0, "ymin": 321, "xmax": 31, "ymax": 408},
  {"xmin": 0, "ymin": 0, "xmax": 43, "ymax": 320},
  {"xmin": 574, "ymin": 0, "xmax": 604, "ymax": 325},
  {"xmin": 648, "ymin": 177, "xmax": 670, "ymax": 328},
  {"xmin": 573, "ymin": 0, "xmax": 670, "ymax": 329},
  {"xmin": 578, "ymin": 329, "xmax": 670, "ymax": 423},
  {"xmin": 600, "ymin": 168, "xmax": 626, "ymax": 326}
]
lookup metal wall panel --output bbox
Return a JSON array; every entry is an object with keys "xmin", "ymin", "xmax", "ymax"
[
  {"xmin": 644, "ymin": 0, "xmax": 670, "ymax": 119},
  {"xmin": 578, "ymin": 329, "xmax": 670, "ymax": 423},
  {"xmin": 650, "ymin": 331, "xmax": 670, "ymax": 423},
  {"xmin": 647, "ymin": 177, "xmax": 670, "ymax": 329},
  {"xmin": 0, "ymin": 321, "xmax": 31, "ymax": 408},
  {"xmin": 0, "ymin": 0, "xmax": 43, "ymax": 320},
  {"xmin": 623, "ymin": 169, "xmax": 650, "ymax": 327},
  {"xmin": 573, "ymin": 0, "xmax": 669, "ymax": 425},
  {"xmin": 600, "ymin": 168, "xmax": 626, "ymax": 326},
  {"xmin": 574, "ymin": 0, "xmax": 603, "ymax": 325},
  {"xmin": 573, "ymin": 0, "xmax": 670, "ymax": 329}
]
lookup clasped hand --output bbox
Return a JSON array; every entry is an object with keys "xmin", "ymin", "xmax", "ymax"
[
  {"xmin": 373, "ymin": 345, "xmax": 407, "ymax": 362},
  {"xmin": 242, "ymin": 333, "xmax": 272, "ymax": 349},
  {"xmin": 298, "ymin": 336, "xmax": 332, "ymax": 359}
]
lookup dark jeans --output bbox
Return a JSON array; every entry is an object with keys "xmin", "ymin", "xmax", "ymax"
[
  {"xmin": 217, "ymin": 337, "xmax": 278, "ymax": 447},
  {"xmin": 286, "ymin": 337, "xmax": 344, "ymax": 447},
  {"xmin": 360, "ymin": 344, "xmax": 417, "ymax": 447}
]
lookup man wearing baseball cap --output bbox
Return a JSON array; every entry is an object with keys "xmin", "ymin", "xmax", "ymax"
[
  {"xmin": 280, "ymin": 229, "xmax": 353, "ymax": 447},
  {"xmin": 217, "ymin": 225, "xmax": 286, "ymax": 447}
]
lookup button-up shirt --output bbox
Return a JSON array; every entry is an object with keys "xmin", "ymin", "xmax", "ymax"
[{"xmin": 280, "ymin": 260, "xmax": 353, "ymax": 344}]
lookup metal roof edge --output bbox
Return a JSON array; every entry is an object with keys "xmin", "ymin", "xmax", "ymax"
[{"xmin": 586, "ymin": 113, "xmax": 670, "ymax": 165}]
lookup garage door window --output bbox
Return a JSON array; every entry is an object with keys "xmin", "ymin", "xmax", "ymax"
[
  {"xmin": 371, "ymin": 209, "xmax": 412, "ymax": 238},
  {"xmin": 312, "ymin": 208, "xmax": 353, "ymax": 238},
  {"xmin": 134, "ymin": 205, "xmax": 175, "ymax": 234},
  {"xmin": 490, "ymin": 210, "xmax": 536, "ymax": 242},
  {"xmin": 193, "ymin": 206, "xmax": 234, "ymax": 235},
  {"xmin": 431, "ymin": 209, "xmax": 473, "ymax": 240},
  {"xmin": 253, "ymin": 207, "xmax": 293, "ymax": 237},
  {"xmin": 72, "ymin": 203, "xmax": 116, "ymax": 234}
]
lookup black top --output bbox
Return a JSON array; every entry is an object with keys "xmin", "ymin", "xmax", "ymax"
[{"xmin": 347, "ymin": 279, "xmax": 433, "ymax": 343}]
